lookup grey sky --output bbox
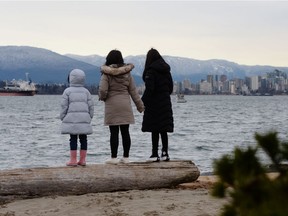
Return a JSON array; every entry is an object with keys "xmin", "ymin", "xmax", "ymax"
[{"xmin": 0, "ymin": 1, "xmax": 288, "ymax": 67}]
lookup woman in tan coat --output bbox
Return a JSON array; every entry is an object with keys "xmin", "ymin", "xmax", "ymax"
[{"xmin": 98, "ymin": 50, "xmax": 144, "ymax": 164}]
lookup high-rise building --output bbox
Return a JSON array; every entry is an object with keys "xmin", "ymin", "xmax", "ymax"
[
  {"xmin": 220, "ymin": 75, "xmax": 227, "ymax": 82},
  {"xmin": 183, "ymin": 79, "xmax": 191, "ymax": 89},
  {"xmin": 207, "ymin": 75, "xmax": 213, "ymax": 84},
  {"xmin": 250, "ymin": 76, "xmax": 259, "ymax": 91},
  {"xmin": 199, "ymin": 81, "xmax": 212, "ymax": 94}
]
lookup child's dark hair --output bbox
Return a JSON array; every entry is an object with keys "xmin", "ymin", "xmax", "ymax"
[
  {"xmin": 105, "ymin": 50, "xmax": 124, "ymax": 66},
  {"xmin": 142, "ymin": 48, "xmax": 163, "ymax": 81}
]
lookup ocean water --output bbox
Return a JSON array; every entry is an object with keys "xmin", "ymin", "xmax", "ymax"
[{"xmin": 0, "ymin": 95, "xmax": 287, "ymax": 174}]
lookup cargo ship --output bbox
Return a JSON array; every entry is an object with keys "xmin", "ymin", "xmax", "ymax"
[{"xmin": 0, "ymin": 74, "xmax": 37, "ymax": 96}]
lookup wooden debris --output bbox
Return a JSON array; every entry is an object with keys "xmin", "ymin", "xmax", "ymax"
[{"xmin": 0, "ymin": 160, "xmax": 200, "ymax": 203}]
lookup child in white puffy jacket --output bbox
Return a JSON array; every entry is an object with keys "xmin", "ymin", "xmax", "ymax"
[{"xmin": 60, "ymin": 69, "xmax": 94, "ymax": 166}]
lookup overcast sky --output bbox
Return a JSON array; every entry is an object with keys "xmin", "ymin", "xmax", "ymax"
[{"xmin": 0, "ymin": 1, "xmax": 288, "ymax": 67}]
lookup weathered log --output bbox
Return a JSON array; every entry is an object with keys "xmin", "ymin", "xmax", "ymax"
[{"xmin": 0, "ymin": 160, "xmax": 199, "ymax": 203}]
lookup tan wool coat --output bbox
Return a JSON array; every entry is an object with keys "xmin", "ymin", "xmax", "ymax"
[{"xmin": 98, "ymin": 64, "xmax": 144, "ymax": 126}]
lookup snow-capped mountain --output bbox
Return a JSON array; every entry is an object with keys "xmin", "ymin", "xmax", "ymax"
[
  {"xmin": 0, "ymin": 46, "xmax": 100, "ymax": 84},
  {"xmin": 1, "ymin": 46, "xmax": 287, "ymax": 85},
  {"xmin": 66, "ymin": 54, "xmax": 288, "ymax": 83},
  {"xmin": 65, "ymin": 54, "xmax": 106, "ymax": 69}
]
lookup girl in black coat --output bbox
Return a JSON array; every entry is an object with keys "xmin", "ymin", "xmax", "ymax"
[{"xmin": 141, "ymin": 48, "xmax": 174, "ymax": 162}]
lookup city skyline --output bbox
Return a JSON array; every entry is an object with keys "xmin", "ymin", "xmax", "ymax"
[
  {"xmin": 173, "ymin": 69, "xmax": 287, "ymax": 95},
  {"xmin": 0, "ymin": 1, "xmax": 288, "ymax": 67}
]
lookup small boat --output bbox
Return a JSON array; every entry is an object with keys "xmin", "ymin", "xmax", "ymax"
[
  {"xmin": 0, "ymin": 73, "xmax": 37, "ymax": 96},
  {"xmin": 177, "ymin": 94, "xmax": 187, "ymax": 103}
]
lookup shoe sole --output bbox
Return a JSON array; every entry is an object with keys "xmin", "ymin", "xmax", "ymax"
[
  {"xmin": 105, "ymin": 161, "xmax": 120, "ymax": 165},
  {"xmin": 66, "ymin": 164, "xmax": 78, "ymax": 167},
  {"xmin": 146, "ymin": 158, "xmax": 160, "ymax": 162},
  {"xmin": 161, "ymin": 155, "xmax": 170, "ymax": 161},
  {"xmin": 120, "ymin": 161, "xmax": 130, "ymax": 164}
]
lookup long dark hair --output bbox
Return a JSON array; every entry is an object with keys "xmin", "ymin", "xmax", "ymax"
[
  {"xmin": 142, "ymin": 48, "xmax": 163, "ymax": 81},
  {"xmin": 105, "ymin": 50, "xmax": 124, "ymax": 66}
]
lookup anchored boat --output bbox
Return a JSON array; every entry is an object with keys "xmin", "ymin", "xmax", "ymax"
[
  {"xmin": 177, "ymin": 94, "xmax": 187, "ymax": 103},
  {"xmin": 0, "ymin": 73, "xmax": 37, "ymax": 96}
]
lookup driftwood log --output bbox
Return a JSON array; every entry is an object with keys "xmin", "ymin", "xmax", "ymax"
[{"xmin": 0, "ymin": 160, "xmax": 199, "ymax": 203}]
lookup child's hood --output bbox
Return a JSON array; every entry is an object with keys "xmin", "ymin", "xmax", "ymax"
[{"xmin": 69, "ymin": 69, "xmax": 85, "ymax": 87}]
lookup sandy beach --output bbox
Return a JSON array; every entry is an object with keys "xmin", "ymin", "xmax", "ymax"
[{"xmin": 0, "ymin": 176, "xmax": 228, "ymax": 216}]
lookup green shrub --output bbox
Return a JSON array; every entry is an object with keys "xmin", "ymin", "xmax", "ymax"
[{"xmin": 212, "ymin": 131, "xmax": 288, "ymax": 216}]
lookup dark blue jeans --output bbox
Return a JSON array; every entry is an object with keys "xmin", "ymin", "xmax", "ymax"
[{"xmin": 69, "ymin": 134, "xmax": 87, "ymax": 150}]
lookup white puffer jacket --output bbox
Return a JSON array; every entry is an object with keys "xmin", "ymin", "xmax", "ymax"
[{"xmin": 60, "ymin": 69, "xmax": 94, "ymax": 135}]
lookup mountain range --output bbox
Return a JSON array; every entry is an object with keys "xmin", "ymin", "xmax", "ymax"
[
  {"xmin": 0, "ymin": 46, "xmax": 100, "ymax": 84},
  {"xmin": 1, "ymin": 46, "xmax": 287, "ymax": 85}
]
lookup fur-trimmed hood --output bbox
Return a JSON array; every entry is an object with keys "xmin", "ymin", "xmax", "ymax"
[{"xmin": 100, "ymin": 64, "xmax": 134, "ymax": 76}]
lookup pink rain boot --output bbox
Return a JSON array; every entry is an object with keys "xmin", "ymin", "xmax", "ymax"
[
  {"xmin": 77, "ymin": 150, "xmax": 87, "ymax": 166},
  {"xmin": 66, "ymin": 150, "xmax": 78, "ymax": 166}
]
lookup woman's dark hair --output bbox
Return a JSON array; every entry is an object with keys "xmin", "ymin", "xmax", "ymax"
[
  {"xmin": 105, "ymin": 50, "xmax": 124, "ymax": 66},
  {"xmin": 142, "ymin": 48, "xmax": 163, "ymax": 81}
]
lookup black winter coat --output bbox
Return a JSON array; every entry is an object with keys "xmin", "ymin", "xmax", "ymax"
[{"xmin": 141, "ymin": 59, "xmax": 174, "ymax": 132}]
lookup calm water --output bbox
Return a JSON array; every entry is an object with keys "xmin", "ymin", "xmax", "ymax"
[{"xmin": 0, "ymin": 95, "xmax": 287, "ymax": 174}]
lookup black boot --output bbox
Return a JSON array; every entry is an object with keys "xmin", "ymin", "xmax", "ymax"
[{"xmin": 161, "ymin": 151, "xmax": 170, "ymax": 161}]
